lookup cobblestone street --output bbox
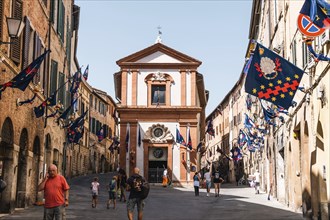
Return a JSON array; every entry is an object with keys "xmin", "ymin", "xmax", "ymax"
[{"xmin": 0, "ymin": 172, "xmax": 303, "ymax": 220}]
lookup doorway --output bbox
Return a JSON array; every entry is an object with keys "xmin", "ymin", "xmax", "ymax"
[
  {"xmin": 148, "ymin": 161, "xmax": 166, "ymax": 183},
  {"xmin": 148, "ymin": 147, "xmax": 167, "ymax": 183}
]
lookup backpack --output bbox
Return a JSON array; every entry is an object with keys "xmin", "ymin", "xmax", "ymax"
[
  {"xmin": 0, "ymin": 179, "xmax": 7, "ymax": 193},
  {"xmin": 109, "ymin": 180, "xmax": 116, "ymax": 191},
  {"xmin": 140, "ymin": 180, "xmax": 150, "ymax": 200},
  {"xmin": 131, "ymin": 175, "xmax": 150, "ymax": 200}
]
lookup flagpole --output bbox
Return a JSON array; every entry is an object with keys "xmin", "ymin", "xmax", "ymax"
[{"xmin": 186, "ymin": 124, "xmax": 190, "ymax": 184}]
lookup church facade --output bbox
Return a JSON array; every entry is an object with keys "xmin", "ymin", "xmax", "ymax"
[{"xmin": 114, "ymin": 42, "xmax": 208, "ymax": 186}]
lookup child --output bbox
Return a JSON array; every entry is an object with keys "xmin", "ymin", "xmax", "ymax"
[
  {"xmin": 91, "ymin": 177, "xmax": 100, "ymax": 208},
  {"xmin": 107, "ymin": 175, "xmax": 117, "ymax": 209},
  {"xmin": 193, "ymin": 172, "xmax": 200, "ymax": 196}
]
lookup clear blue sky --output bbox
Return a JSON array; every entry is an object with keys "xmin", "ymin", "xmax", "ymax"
[{"xmin": 76, "ymin": 0, "xmax": 252, "ymax": 116}]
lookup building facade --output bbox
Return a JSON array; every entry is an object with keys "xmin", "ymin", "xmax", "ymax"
[
  {"xmin": 114, "ymin": 41, "xmax": 207, "ymax": 185},
  {"xmin": 0, "ymin": 0, "xmax": 118, "ymax": 214},
  {"xmin": 204, "ymin": 1, "xmax": 329, "ymax": 219}
]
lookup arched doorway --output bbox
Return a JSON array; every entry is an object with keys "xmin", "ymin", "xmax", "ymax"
[
  {"xmin": 32, "ymin": 137, "xmax": 41, "ymax": 203},
  {"xmin": 0, "ymin": 117, "xmax": 14, "ymax": 213},
  {"xmin": 16, "ymin": 128, "xmax": 28, "ymax": 208}
]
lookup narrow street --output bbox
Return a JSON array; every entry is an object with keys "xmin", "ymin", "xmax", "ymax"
[{"xmin": 0, "ymin": 172, "xmax": 303, "ymax": 220}]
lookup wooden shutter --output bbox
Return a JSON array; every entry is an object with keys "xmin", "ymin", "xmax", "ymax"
[
  {"xmin": 22, "ymin": 17, "xmax": 30, "ymax": 68},
  {"xmin": 58, "ymin": 72, "xmax": 65, "ymax": 105},
  {"xmin": 57, "ymin": 0, "xmax": 65, "ymax": 42},
  {"xmin": 10, "ymin": 0, "xmax": 23, "ymax": 64},
  {"xmin": 33, "ymin": 33, "xmax": 42, "ymax": 84},
  {"xmin": 50, "ymin": 60, "xmax": 58, "ymax": 95},
  {"xmin": 66, "ymin": 17, "xmax": 71, "ymax": 73}
]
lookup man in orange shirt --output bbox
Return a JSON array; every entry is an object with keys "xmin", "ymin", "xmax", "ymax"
[{"xmin": 38, "ymin": 164, "xmax": 70, "ymax": 220}]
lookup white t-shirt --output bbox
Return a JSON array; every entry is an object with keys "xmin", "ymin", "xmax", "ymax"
[
  {"xmin": 254, "ymin": 172, "xmax": 260, "ymax": 182},
  {"xmin": 204, "ymin": 172, "xmax": 211, "ymax": 182},
  {"xmin": 91, "ymin": 181, "xmax": 99, "ymax": 194},
  {"xmin": 163, "ymin": 169, "xmax": 168, "ymax": 176}
]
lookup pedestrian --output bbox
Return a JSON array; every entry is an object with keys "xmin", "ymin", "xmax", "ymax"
[
  {"xmin": 38, "ymin": 164, "xmax": 70, "ymax": 220},
  {"xmin": 254, "ymin": 169, "xmax": 261, "ymax": 194},
  {"xmin": 107, "ymin": 175, "xmax": 117, "ymax": 209},
  {"xmin": 193, "ymin": 172, "xmax": 200, "ymax": 196},
  {"xmin": 91, "ymin": 177, "xmax": 100, "ymax": 208},
  {"xmin": 203, "ymin": 168, "xmax": 211, "ymax": 197},
  {"xmin": 0, "ymin": 178, "xmax": 7, "ymax": 193},
  {"xmin": 127, "ymin": 167, "xmax": 146, "ymax": 220},
  {"xmin": 212, "ymin": 168, "xmax": 223, "ymax": 197},
  {"xmin": 118, "ymin": 169, "xmax": 127, "ymax": 202},
  {"xmin": 162, "ymin": 168, "xmax": 168, "ymax": 187}
]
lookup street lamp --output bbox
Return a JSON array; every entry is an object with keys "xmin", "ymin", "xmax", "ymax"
[{"xmin": 0, "ymin": 17, "xmax": 25, "ymax": 44}]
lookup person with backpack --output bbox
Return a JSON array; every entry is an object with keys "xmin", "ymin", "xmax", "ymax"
[
  {"xmin": 127, "ymin": 167, "xmax": 149, "ymax": 220},
  {"xmin": 107, "ymin": 175, "xmax": 117, "ymax": 209}
]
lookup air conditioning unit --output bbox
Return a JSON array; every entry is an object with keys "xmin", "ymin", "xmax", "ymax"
[{"xmin": 321, "ymin": 30, "xmax": 330, "ymax": 46}]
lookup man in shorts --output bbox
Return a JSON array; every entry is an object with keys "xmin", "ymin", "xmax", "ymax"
[{"xmin": 127, "ymin": 167, "xmax": 145, "ymax": 220}]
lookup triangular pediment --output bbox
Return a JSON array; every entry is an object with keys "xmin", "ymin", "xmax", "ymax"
[
  {"xmin": 135, "ymin": 51, "xmax": 182, "ymax": 63},
  {"xmin": 116, "ymin": 43, "xmax": 202, "ymax": 68}
]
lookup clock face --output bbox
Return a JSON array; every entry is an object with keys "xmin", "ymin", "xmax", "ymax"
[
  {"xmin": 153, "ymin": 148, "xmax": 164, "ymax": 158},
  {"xmin": 153, "ymin": 127, "xmax": 164, "ymax": 138}
]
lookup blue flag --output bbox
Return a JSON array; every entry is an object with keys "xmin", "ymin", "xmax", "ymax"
[
  {"xmin": 300, "ymin": 0, "xmax": 330, "ymax": 28},
  {"xmin": 206, "ymin": 120, "xmax": 215, "ymax": 137},
  {"xmin": 244, "ymin": 113, "xmax": 255, "ymax": 129},
  {"xmin": 176, "ymin": 128, "xmax": 186, "ymax": 146},
  {"xmin": 245, "ymin": 42, "xmax": 304, "ymax": 109},
  {"xmin": 67, "ymin": 110, "xmax": 88, "ymax": 143},
  {"xmin": 0, "ymin": 50, "xmax": 50, "ymax": 99},
  {"xmin": 138, "ymin": 125, "xmax": 141, "ymax": 147},
  {"xmin": 231, "ymin": 147, "xmax": 242, "ymax": 161},
  {"xmin": 196, "ymin": 142, "xmax": 203, "ymax": 152},
  {"xmin": 97, "ymin": 125, "xmax": 106, "ymax": 142},
  {"xmin": 83, "ymin": 65, "xmax": 89, "ymax": 81},
  {"xmin": 187, "ymin": 129, "xmax": 192, "ymax": 150},
  {"xmin": 33, "ymin": 93, "xmax": 57, "ymax": 118},
  {"xmin": 125, "ymin": 124, "xmax": 130, "ymax": 152},
  {"xmin": 238, "ymin": 129, "xmax": 247, "ymax": 149}
]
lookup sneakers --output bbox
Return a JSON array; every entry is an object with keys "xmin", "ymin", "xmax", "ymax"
[{"xmin": 207, "ymin": 193, "xmax": 209, "ymax": 197}]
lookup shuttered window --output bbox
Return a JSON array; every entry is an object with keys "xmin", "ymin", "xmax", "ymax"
[
  {"xmin": 50, "ymin": 60, "xmax": 58, "ymax": 95},
  {"xmin": 66, "ymin": 17, "xmax": 71, "ymax": 71},
  {"xmin": 57, "ymin": 0, "xmax": 65, "ymax": 42},
  {"xmin": 33, "ymin": 33, "xmax": 43, "ymax": 84},
  {"xmin": 23, "ymin": 17, "xmax": 31, "ymax": 68},
  {"xmin": 10, "ymin": 0, "xmax": 23, "ymax": 64},
  {"xmin": 58, "ymin": 72, "xmax": 65, "ymax": 106}
]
